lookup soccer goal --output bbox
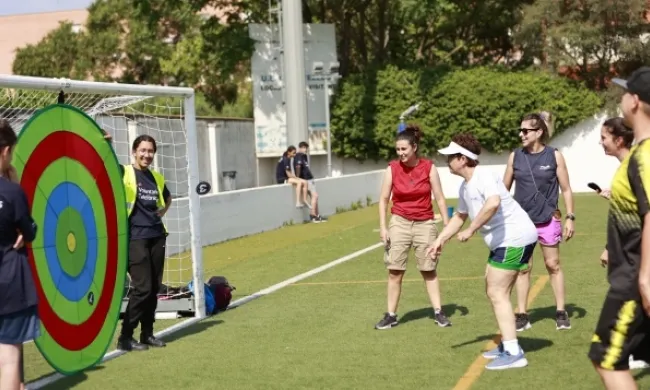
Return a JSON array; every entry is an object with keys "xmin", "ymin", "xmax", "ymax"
[{"xmin": 0, "ymin": 75, "xmax": 206, "ymax": 318}]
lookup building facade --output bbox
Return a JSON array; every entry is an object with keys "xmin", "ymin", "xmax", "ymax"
[{"xmin": 0, "ymin": 9, "xmax": 88, "ymax": 75}]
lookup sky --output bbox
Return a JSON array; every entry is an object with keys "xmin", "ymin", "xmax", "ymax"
[{"xmin": 0, "ymin": 0, "xmax": 93, "ymax": 16}]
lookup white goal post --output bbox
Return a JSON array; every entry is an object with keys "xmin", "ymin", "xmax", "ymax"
[{"xmin": 0, "ymin": 74, "xmax": 206, "ymax": 318}]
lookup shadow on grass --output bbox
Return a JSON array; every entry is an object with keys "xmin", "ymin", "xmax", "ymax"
[
  {"xmin": 36, "ymin": 367, "xmax": 101, "ymax": 390},
  {"xmin": 162, "ymin": 318, "xmax": 223, "ymax": 343},
  {"xmin": 400, "ymin": 303, "xmax": 470, "ymax": 325},
  {"xmin": 38, "ymin": 318, "xmax": 223, "ymax": 389},
  {"xmin": 527, "ymin": 303, "xmax": 588, "ymax": 325},
  {"xmin": 634, "ymin": 367, "xmax": 650, "ymax": 380},
  {"xmin": 452, "ymin": 335, "xmax": 554, "ymax": 353}
]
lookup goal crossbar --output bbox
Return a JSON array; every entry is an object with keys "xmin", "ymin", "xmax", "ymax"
[{"xmin": 0, "ymin": 74, "xmax": 195, "ymax": 98}]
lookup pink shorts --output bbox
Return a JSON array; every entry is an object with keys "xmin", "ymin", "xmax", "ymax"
[{"xmin": 535, "ymin": 217, "xmax": 562, "ymax": 246}]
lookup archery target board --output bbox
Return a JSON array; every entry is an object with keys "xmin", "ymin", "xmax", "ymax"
[{"xmin": 13, "ymin": 104, "xmax": 128, "ymax": 375}]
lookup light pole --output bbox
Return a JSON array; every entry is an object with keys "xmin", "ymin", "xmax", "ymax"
[{"xmin": 312, "ymin": 61, "xmax": 339, "ymax": 177}]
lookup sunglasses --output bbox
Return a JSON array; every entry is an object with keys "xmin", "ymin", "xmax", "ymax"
[{"xmin": 519, "ymin": 127, "xmax": 540, "ymax": 135}]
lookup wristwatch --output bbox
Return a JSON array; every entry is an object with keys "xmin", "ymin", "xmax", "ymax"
[{"xmin": 565, "ymin": 213, "xmax": 575, "ymax": 221}]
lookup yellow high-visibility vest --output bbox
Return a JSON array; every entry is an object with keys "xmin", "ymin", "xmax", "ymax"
[{"xmin": 123, "ymin": 164, "xmax": 167, "ymax": 233}]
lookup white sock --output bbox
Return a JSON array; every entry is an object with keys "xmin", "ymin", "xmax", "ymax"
[
  {"xmin": 389, "ymin": 312, "xmax": 396, "ymax": 317},
  {"xmin": 502, "ymin": 339, "xmax": 521, "ymax": 355}
]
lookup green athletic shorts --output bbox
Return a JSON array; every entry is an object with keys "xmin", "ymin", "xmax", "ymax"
[{"xmin": 487, "ymin": 243, "xmax": 536, "ymax": 271}]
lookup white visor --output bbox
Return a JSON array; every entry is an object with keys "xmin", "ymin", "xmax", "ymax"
[{"xmin": 437, "ymin": 141, "xmax": 478, "ymax": 160}]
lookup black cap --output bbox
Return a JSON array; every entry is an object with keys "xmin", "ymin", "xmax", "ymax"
[{"xmin": 612, "ymin": 66, "xmax": 650, "ymax": 105}]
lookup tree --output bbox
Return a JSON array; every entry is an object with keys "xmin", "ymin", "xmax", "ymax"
[
  {"xmin": 331, "ymin": 66, "xmax": 602, "ymax": 161},
  {"xmin": 12, "ymin": 22, "xmax": 86, "ymax": 78},
  {"xmin": 514, "ymin": 0, "xmax": 650, "ymax": 89}
]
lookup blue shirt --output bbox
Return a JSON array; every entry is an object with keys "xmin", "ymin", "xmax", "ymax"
[
  {"xmin": 275, "ymin": 155, "xmax": 291, "ymax": 183},
  {"xmin": 119, "ymin": 166, "xmax": 170, "ymax": 240},
  {"xmin": 293, "ymin": 153, "xmax": 313, "ymax": 180},
  {"xmin": 0, "ymin": 177, "xmax": 38, "ymax": 315}
]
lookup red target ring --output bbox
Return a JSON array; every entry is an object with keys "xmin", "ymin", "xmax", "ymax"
[{"xmin": 23, "ymin": 131, "xmax": 118, "ymax": 351}]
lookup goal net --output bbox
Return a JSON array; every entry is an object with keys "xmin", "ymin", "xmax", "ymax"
[{"xmin": 0, "ymin": 76, "xmax": 206, "ymax": 316}]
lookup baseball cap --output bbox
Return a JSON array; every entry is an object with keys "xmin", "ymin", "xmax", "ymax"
[
  {"xmin": 438, "ymin": 141, "xmax": 478, "ymax": 160},
  {"xmin": 612, "ymin": 66, "xmax": 650, "ymax": 104}
]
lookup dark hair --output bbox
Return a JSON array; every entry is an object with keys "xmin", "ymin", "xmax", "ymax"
[
  {"xmin": 298, "ymin": 141, "xmax": 309, "ymax": 148},
  {"xmin": 603, "ymin": 117, "xmax": 634, "ymax": 149},
  {"xmin": 522, "ymin": 113, "xmax": 551, "ymax": 143},
  {"xmin": 0, "ymin": 120, "xmax": 17, "ymax": 150},
  {"xmin": 283, "ymin": 145, "xmax": 296, "ymax": 158},
  {"xmin": 396, "ymin": 124, "xmax": 422, "ymax": 153},
  {"xmin": 451, "ymin": 133, "xmax": 481, "ymax": 167},
  {"xmin": 132, "ymin": 134, "xmax": 157, "ymax": 153}
]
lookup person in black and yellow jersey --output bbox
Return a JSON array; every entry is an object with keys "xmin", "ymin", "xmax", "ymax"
[
  {"xmin": 588, "ymin": 67, "xmax": 650, "ymax": 390},
  {"xmin": 108, "ymin": 134, "xmax": 172, "ymax": 352}
]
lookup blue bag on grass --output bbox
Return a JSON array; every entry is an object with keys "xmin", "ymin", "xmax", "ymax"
[{"xmin": 187, "ymin": 281, "xmax": 216, "ymax": 316}]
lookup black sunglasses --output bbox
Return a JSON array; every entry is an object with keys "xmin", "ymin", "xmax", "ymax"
[{"xmin": 519, "ymin": 127, "xmax": 540, "ymax": 135}]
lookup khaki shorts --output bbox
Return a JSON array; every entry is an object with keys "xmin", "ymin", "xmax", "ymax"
[{"xmin": 384, "ymin": 214, "xmax": 439, "ymax": 272}]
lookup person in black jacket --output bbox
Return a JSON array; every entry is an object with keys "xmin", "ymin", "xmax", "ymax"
[
  {"xmin": 293, "ymin": 142, "xmax": 326, "ymax": 222},
  {"xmin": 0, "ymin": 120, "xmax": 38, "ymax": 390}
]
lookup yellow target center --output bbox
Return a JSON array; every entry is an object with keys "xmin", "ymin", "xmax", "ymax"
[{"xmin": 67, "ymin": 232, "xmax": 76, "ymax": 253}]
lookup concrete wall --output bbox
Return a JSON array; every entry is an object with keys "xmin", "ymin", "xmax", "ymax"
[{"xmin": 163, "ymin": 169, "xmax": 383, "ymax": 256}]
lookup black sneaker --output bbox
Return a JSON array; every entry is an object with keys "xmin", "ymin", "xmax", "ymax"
[
  {"xmin": 556, "ymin": 310, "xmax": 571, "ymax": 330},
  {"xmin": 375, "ymin": 312, "xmax": 398, "ymax": 330},
  {"xmin": 515, "ymin": 313, "xmax": 531, "ymax": 332},
  {"xmin": 316, "ymin": 215, "xmax": 328, "ymax": 222},
  {"xmin": 309, "ymin": 215, "xmax": 321, "ymax": 223},
  {"xmin": 141, "ymin": 335, "xmax": 166, "ymax": 348},
  {"xmin": 434, "ymin": 310, "xmax": 451, "ymax": 327},
  {"xmin": 117, "ymin": 337, "xmax": 149, "ymax": 351}
]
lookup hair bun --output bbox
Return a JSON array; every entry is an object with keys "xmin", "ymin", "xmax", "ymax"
[{"xmin": 404, "ymin": 124, "xmax": 422, "ymax": 143}]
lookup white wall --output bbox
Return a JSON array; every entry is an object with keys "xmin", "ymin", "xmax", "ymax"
[
  {"xmin": 163, "ymin": 170, "xmax": 384, "ymax": 255},
  {"xmin": 300, "ymin": 112, "xmax": 618, "ymax": 198},
  {"xmin": 144, "ymin": 111, "xmax": 617, "ymax": 196}
]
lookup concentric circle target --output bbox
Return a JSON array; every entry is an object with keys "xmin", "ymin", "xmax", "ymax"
[{"xmin": 13, "ymin": 104, "xmax": 128, "ymax": 375}]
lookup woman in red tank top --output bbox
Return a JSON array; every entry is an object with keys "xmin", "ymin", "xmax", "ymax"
[{"xmin": 374, "ymin": 125, "xmax": 452, "ymax": 330}]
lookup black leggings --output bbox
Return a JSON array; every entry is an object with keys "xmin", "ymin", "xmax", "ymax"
[{"xmin": 120, "ymin": 235, "xmax": 166, "ymax": 339}]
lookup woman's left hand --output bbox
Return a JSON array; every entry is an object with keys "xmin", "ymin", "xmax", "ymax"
[
  {"xmin": 563, "ymin": 219, "xmax": 575, "ymax": 241},
  {"xmin": 13, "ymin": 233, "xmax": 24, "ymax": 249}
]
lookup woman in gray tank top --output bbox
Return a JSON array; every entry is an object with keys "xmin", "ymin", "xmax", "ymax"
[{"xmin": 503, "ymin": 113, "xmax": 575, "ymax": 333}]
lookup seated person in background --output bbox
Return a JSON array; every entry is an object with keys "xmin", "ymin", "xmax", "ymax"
[
  {"xmin": 294, "ymin": 141, "xmax": 326, "ymax": 223},
  {"xmin": 276, "ymin": 146, "xmax": 310, "ymax": 208}
]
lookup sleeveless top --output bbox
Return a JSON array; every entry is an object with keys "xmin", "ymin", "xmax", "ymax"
[
  {"xmin": 512, "ymin": 146, "xmax": 559, "ymax": 224},
  {"xmin": 389, "ymin": 158, "xmax": 434, "ymax": 221}
]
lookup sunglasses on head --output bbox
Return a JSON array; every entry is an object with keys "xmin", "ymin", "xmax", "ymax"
[{"xmin": 519, "ymin": 127, "xmax": 540, "ymax": 135}]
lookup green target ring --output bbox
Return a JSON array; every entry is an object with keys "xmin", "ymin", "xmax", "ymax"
[{"xmin": 14, "ymin": 104, "xmax": 128, "ymax": 375}]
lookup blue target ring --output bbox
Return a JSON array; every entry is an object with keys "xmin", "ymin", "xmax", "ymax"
[{"xmin": 43, "ymin": 182, "xmax": 98, "ymax": 301}]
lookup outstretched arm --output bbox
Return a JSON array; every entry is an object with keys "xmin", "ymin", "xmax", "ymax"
[
  {"xmin": 458, "ymin": 195, "xmax": 500, "ymax": 241},
  {"xmin": 427, "ymin": 212, "xmax": 467, "ymax": 260}
]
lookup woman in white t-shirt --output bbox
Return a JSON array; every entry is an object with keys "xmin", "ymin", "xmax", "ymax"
[{"xmin": 428, "ymin": 133, "xmax": 538, "ymax": 371}]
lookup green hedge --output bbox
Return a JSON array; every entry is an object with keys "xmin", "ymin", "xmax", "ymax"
[{"xmin": 330, "ymin": 66, "xmax": 603, "ymax": 161}]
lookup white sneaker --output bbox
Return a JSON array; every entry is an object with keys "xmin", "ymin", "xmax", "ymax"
[{"xmin": 629, "ymin": 355, "xmax": 649, "ymax": 370}]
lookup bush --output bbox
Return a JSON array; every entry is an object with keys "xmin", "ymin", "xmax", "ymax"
[{"xmin": 330, "ymin": 66, "xmax": 603, "ymax": 161}]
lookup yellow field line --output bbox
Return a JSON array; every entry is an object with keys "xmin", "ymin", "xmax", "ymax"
[
  {"xmin": 290, "ymin": 276, "xmax": 484, "ymax": 286},
  {"xmin": 452, "ymin": 274, "xmax": 550, "ymax": 390}
]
